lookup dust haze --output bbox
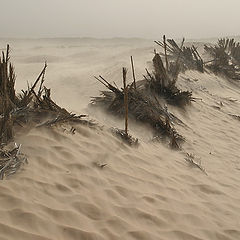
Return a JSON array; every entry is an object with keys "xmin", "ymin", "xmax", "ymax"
[
  {"xmin": 1, "ymin": 0, "xmax": 240, "ymax": 39},
  {"xmin": 1, "ymin": 0, "xmax": 240, "ymax": 239}
]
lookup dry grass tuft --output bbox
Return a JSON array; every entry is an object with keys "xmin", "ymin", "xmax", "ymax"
[
  {"xmin": 0, "ymin": 45, "xmax": 94, "ymax": 179},
  {"xmin": 143, "ymin": 52, "xmax": 194, "ymax": 107},
  {"xmin": 155, "ymin": 36, "xmax": 204, "ymax": 73},
  {"xmin": 204, "ymin": 38, "xmax": 240, "ymax": 80},
  {"xmin": 0, "ymin": 143, "xmax": 27, "ymax": 180},
  {"xmin": 91, "ymin": 71, "xmax": 184, "ymax": 149}
]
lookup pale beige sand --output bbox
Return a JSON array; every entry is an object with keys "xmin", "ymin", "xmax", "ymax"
[{"xmin": 0, "ymin": 38, "xmax": 240, "ymax": 240}]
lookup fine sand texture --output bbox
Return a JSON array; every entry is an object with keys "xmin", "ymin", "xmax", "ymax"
[{"xmin": 0, "ymin": 38, "xmax": 240, "ymax": 240}]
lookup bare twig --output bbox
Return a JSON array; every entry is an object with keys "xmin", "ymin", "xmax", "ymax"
[
  {"xmin": 163, "ymin": 35, "xmax": 169, "ymax": 72},
  {"xmin": 37, "ymin": 61, "xmax": 47, "ymax": 97},
  {"xmin": 130, "ymin": 56, "xmax": 137, "ymax": 89},
  {"xmin": 185, "ymin": 153, "xmax": 207, "ymax": 175},
  {"xmin": 28, "ymin": 63, "xmax": 47, "ymax": 96},
  {"xmin": 123, "ymin": 67, "xmax": 128, "ymax": 135}
]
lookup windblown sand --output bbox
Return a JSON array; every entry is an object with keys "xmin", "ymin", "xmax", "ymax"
[{"xmin": 0, "ymin": 38, "xmax": 239, "ymax": 240}]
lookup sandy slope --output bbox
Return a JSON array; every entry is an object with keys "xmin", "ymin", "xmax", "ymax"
[{"xmin": 0, "ymin": 38, "xmax": 240, "ymax": 240}]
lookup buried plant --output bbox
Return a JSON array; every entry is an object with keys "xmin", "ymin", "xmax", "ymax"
[
  {"xmin": 204, "ymin": 38, "xmax": 240, "ymax": 80},
  {"xmin": 91, "ymin": 68, "xmax": 184, "ymax": 149},
  {"xmin": 184, "ymin": 153, "xmax": 207, "ymax": 175},
  {"xmin": 155, "ymin": 35, "xmax": 204, "ymax": 73},
  {"xmin": 0, "ymin": 45, "xmax": 93, "ymax": 179},
  {"xmin": 95, "ymin": 68, "xmax": 139, "ymax": 147},
  {"xmin": 0, "ymin": 144, "xmax": 27, "ymax": 180},
  {"xmin": 143, "ymin": 52, "xmax": 194, "ymax": 107}
]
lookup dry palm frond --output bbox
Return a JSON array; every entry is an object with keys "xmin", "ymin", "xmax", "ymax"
[
  {"xmin": 144, "ymin": 53, "xmax": 194, "ymax": 107},
  {"xmin": 155, "ymin": 36, "xmax": 204, "ymax": 73},
  {"xmin": 0, "ymin": 45, "xmax": 94, "ymax": 145},
  {"xmin": 204, "ymin": 38, "xmax": 240, "ymax": 80},
  {"xmin": 0, "ymin": 143, "xmax": 27, "ymax": 180},
  {"xmin": 0, "ymin": 45, "xmax": 94, "ymax": 178},
  {"xmin": 91, "ymin": 72, "xmax": 184, "ymax": 149}
]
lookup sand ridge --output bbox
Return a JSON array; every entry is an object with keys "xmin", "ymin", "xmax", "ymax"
[{"xmin": 0, "ymin": 38, "xmax": 239, "ymax": 240}]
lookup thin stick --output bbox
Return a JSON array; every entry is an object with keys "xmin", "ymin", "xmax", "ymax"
[
  {"xmin": 122, "ymin": 67, "xmax": 128, "ymax": 135},
  {"xmin": 154, "ymin": 40, "xmax": 173, "ymax": 53},
  {"xmin": 173, "ymin": 38, "xmax": 185, "ymax": 82},
  {"xmin": 130, "ymin": 56, "xmax": 136, "ymax": 89},
  {"xmin": 28, "ymin": 63, "xmax": 47, "ymax": 96},
  {"xmin": 98, "ymin": 75, "xmax": 121, "ymax": 94},
  {"xmin": 163, "ymin": 35, "xmax": 169, "ymax": 72},
  {"xmin": 99, "ymin": 75, "xmax": 111, "ymax": 85},
  {"xmin": 6, "ymin": 44, "xmax": 10, "ymax": 63},
  {"xmin": 203, "ymin": 59, "xmax": 215, "ymax": 65},
  {"xmin": 192, "ymin": 45, "xmax": 202, "ymax": 61},
  {"xmin": 94, "ymin": 76, "xmax": 108, "ymax": 88},
  {"xmin": 145, "ymin": 68, "xmax": 154, "ymax": 81},
  {"xmin": 113, "ymin": 81, "xmax": 118, "ymax": 89},
  {"xmin": 38, "ymin": 61, "xmax": 47, "ymax": 97},
  {"xmin": 154, "ymin": 40, "xmax": 164, "ymax": 48}
]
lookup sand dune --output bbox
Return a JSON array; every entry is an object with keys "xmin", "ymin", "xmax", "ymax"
[{"xmin": 0, "ymin": 38, "xmax": 239, "ymax": 240}]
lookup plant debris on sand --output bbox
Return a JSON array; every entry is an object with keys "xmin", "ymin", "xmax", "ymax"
[
  {"xmin": 143, "ymin": 52, "xmax": 194, "ymax": 107},
  {"xmin": 111, "ymin": 128, "xmax": 139, "ymax": 147},
  {"xmin": 184, "ymin": 153, "xmax": 207, "ymax": 175},
  {"xmin": 0, "ymin": 45, "xmax": 93, "ymax": 179},
  {"xmin": 155, "ymin": 35, "xmax": 204, "ymax": 73},
  {"xmin": 0, "ymin": 143, "xmax": 27, "ymax": 180},
  {"xmin": 91, "ymin": 71, "xmax": 184, "ymax": 149},
  {"xmin": 204, "ymin": 38, "xmax": 240, "ymax": 80}
]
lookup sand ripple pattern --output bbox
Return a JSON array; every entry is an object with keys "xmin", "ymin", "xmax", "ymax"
[{"xmin": 0, "ymin": 38, "xmax": 239, "ymax": 240}]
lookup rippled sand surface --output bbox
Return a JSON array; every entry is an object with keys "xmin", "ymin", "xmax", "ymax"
[{"xmin": 0, "ymin": 38, "xmax": 239, "ymax": 240}]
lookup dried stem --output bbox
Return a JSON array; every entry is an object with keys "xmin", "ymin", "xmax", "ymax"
[
  {"xmin": 130, "ymin": 56, "xmax": 136, "ymax": 89},
  {"xmin": 163, "ymin": 35, "xmax": 169, "ymax": 72},
  {"xmin": 122, "ymin": 67, "xmax": 128, "ymax": 135}
]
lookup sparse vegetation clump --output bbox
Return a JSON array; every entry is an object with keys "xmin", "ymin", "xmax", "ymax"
[
  {"xmin": 0, "ymin": 45, "xmax": 93, "ymax": 179},
  {"xmin": 91, "ymin": 69, "xmax": 184, "ymax": 149},
  {"xmin": 91, "ymin": 36, "xmax": 240, "ymax": 150},
  {"xmin": 0, "ymin": 144, "xmax": 27, "ymax": 180},
  {"xmin": 204, "ymin": 38, "xmax": 240, "ymax": 80},
  {"xmin": 155, "ymin": 36, "xmax": 204, "ymax": 73},
  {"xmin": 91, "ymin": 36, "xmax": 206, "ymax": 148},
  {"xmin": 111, "ymin": 128, "xmax": 139, "ymax": 147},
  {"xmin": 143, "ymin": 52, "xmax": 194, "ymax": 107}
]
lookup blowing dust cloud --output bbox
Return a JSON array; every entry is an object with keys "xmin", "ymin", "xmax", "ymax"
[
  {"xmin": 1, "ymin": 0, "xmax": 240, "ymax": 39},
  {"xmin": 0, "ymin": 1, "xmax": 240, "ymax": 240}
]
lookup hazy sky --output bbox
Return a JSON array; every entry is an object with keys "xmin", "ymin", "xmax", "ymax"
[{"xmin": 1, "ymin": 0, "xmax": 240, "ymax": 39}]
